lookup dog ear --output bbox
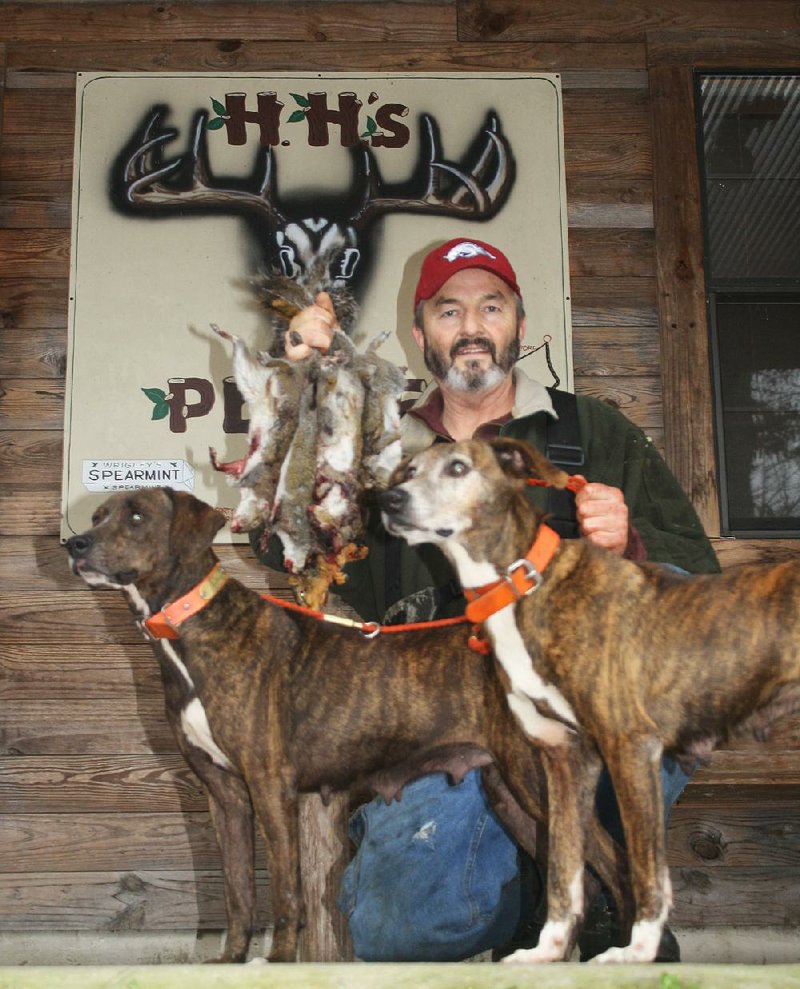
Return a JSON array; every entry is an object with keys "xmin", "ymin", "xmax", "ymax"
[
  {"xmin": 489, "ymin": 437, "xmax": 569, "ymax": 488},
  {"xmin": 165, "ymin": 489, "xmax": 226, "ymax": 550}
]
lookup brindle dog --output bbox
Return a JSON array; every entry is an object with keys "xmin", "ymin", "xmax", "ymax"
[
  {"xmin": 66, "ymin": 486, "xmax": 623, "ymax": 963},
  {"xmin": 380, "ymin": 436, "xmax": 800, "ymax": 964}
]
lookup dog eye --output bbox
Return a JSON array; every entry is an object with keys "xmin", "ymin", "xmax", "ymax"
[
  {"xmin": 404, "ymin": 464, "xmax": 417, "ymax": 481},
  {"xmin": 130, "ymin": 511, "xmax": 144, "ymax": 526},
  {"xmin": 446, "ymin": 459, "xmax": 469, "ymax": 477}
]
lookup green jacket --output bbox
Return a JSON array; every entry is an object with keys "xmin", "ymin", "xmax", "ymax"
[{"xmin": 251, "ymin": 369, "xmax": 720, "ymax": 622}]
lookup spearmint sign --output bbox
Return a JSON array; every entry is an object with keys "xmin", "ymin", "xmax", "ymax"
[{"xmin": 82, "ymin": 459, "xmax": 195, "ymax": 492}]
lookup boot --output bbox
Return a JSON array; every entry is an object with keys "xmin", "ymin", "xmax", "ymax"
[{"xmin": 578, "ymin": 893, "xmax": 681, "ymax": 962}]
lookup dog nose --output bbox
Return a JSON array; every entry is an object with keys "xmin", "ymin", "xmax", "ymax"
[
  {"xmin": 379, "ymin": 488, "xmax": 409, "ymax": 515},
  {"xmin": 66, "ymin": 534, "xmax": 92, "ymax": 557}
]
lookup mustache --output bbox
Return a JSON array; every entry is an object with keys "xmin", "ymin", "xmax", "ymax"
[{"xmin": 449, "ymin": 336, "xmax": 497, "ymax": 361}]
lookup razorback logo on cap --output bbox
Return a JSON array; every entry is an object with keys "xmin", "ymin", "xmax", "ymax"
[
  {"xmin": 413, "ymin": 237, "xmax": 521, "ymax": 309},
  {"xmin": 443, "ymin": 241, "xmax": 498, "ymax": 263}
]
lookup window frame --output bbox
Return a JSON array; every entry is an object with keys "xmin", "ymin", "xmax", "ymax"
[
  {"xmin": 696, "ymin": 70, "xmax": 800, "ymax": 538},
  {"xmin": 648, "ymin": 48, "xmax": 800, "ymax": 546}
]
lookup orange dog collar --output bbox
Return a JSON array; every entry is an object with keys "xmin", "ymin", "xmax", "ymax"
[
  {"xmin": 142, "ymin": 563, "xmax": 229, "ymax": 640},
  {"xmin": 463, "ymin": 524, "xmax": 561, "ymax": 624}
]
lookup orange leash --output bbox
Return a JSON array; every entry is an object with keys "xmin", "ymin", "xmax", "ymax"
[{"xmin": 142, "ymin": 474, "xmax": 584, "ymax": 653}]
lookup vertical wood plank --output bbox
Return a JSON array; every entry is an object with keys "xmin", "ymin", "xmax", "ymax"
[
  {"xmin": 649, "ymin": 62, "xmax": 720, "ymax": 535},
  {"xmin": 297, "ymin": 793, "xmax": 354, "ymax": 962}
]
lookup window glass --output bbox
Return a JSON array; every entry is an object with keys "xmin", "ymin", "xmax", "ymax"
[{"xmin": 701, "ymin": 75, "xmax": 800, "ymax": 280}]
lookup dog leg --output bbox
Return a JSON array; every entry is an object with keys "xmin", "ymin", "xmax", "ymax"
[
  {"xmin": 205, "ymin": 776, "xmax": 258, "ymax": 962},
  {"xmin": 504, "ymin": 744, "xmax": 586, "ymax": 964},
  {"xmin": 246, "ymin": 769, "xmax": 304, "ymax": 963},
  {"xmin": 592, "ymin": 736, "xmax": 671, "ymax": 964},
  {"xmin": 166, "ymin": 713, "xmax": 259, "ymax": 964}
]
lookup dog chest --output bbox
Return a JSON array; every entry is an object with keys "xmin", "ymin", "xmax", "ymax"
[{"xmin": 153, "ymin": 637, "xmax": 235, "ymax": 772}]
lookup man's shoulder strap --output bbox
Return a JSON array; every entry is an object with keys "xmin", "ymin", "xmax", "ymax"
[
  {"xmin": 545, "ymin": 387, "xmax": 585, "ymax": 470},
  {"xmin": 542, "ymin": 388, "xmax": 584, "ymax": 539}
]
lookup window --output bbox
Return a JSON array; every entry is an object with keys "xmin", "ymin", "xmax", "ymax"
[{"xmin": 697, "ymin": 73, "xmax": 800, "ymax": 536}]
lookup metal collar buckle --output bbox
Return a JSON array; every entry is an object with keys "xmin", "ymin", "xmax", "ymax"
[
  {"xmin": 359, "ymin": 621, "xmax": 381, "ymax": 640},
  {"xmin": 506, "ymin": 558, "xmax": 543, "ymax": 597}
]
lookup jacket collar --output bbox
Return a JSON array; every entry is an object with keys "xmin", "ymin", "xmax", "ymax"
[{"xmin": 401, "ymin": 367, "xmax": 558, "ymax": 455}]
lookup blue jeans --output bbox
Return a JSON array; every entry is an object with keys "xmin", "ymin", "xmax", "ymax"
[
  {"xmin": 338, "ymin": 770, "xmax": 520, "ymax": 961},
  {"xmin": 338, "ymin": 757, "xmax": 691, "ymax": 961}
]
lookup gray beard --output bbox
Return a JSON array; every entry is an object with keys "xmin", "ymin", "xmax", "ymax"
[{"xmin": 441, "ymin": 360, "xmax": 507, "ymax": 393}]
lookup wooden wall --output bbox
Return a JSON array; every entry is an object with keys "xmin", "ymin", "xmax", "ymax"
[{"xmin": 1, "ymin": 0, "xmax": 799, "ymax": 954}]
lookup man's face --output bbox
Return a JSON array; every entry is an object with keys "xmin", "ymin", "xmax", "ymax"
[{"xmin": 413, "ymin": 267, "xmax": 524, "ymax": 392}]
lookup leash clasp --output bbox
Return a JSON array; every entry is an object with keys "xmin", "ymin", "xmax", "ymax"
[
  {"xmin": 359, "ymin": 621, "xmax": 381, "ymax": 639},
  {"xmin": 506, "ymin": 558, "xmax": 543, "ymax": 597}
]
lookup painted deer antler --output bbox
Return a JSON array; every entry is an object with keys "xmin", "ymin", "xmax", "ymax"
[
  {"xmin": 124, "ymin": 108, "xmax": 286, "ymax": 226},
  {"xmin": 352, "ymin": 112, "xmax": 512, "ymax": 226},
  {"xmin": 117, "ymin": 107, "xmax": 514, "ymax": 287}
]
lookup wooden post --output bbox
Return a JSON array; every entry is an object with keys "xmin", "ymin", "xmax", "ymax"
[
  {"xmin": 649, "ymin": 61, "xmax": 721, "ymax": 536},
  {"xmin": 297, "ymin": 791, "xmax": 355, "ymax": 962}
]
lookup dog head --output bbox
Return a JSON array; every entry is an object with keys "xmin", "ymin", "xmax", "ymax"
[
  {"xmin": 379, "ymin": 437, "xmax": 568, "ymax": 559},
  {"xmin": 66, "ymin": 487, "xmax": 226, "ymax": 595}
]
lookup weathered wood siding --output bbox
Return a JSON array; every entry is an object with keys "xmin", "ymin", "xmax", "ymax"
[{"xmin": 1, "ymin": 0, "xmax": 799, "ymax": 948}]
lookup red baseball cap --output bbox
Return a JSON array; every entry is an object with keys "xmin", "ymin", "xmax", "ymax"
[{"xmin": 413, "ymin": 238, "xmax": 521, "ymax": 309}]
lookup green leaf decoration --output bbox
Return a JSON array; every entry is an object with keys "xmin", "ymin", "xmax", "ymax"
[
  {"xmin": 207, "ymin": 117, "xmax": 226, "ymax": 130},
  {"xmin": 210, "ymin": 97, "xmax": 227, "ymax": 116},
  {"xmin": 287, "ymin": 110, "xmax": 306, "ymax": 123},
  {"xmin": 290, "ymin": 93, "xmax": 310, "ymax": 107},
  {"xmin": 361, "ymin": 117, "xmax": 380, "ymax": 138},
  {"xmin": 142, "ymin": 387, "xmax": 171, "ymax": 421}
]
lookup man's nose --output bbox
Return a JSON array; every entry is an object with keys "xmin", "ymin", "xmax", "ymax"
[{"xmin": 461, "ymin": 307, "xmax": 482, "ymax": 336}]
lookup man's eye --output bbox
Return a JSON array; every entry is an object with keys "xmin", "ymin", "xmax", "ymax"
[{"xmin": 447, "ymin": 460, "xmax": 469, "ymax": 477}]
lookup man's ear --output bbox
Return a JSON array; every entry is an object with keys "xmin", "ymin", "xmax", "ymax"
[
  {"xmin": 490, "ymin": 437, "xmax": 569, "ymax": 488},
  {"xmin": 166, "ymin": 489, "xmax": 226, "ymax": 551},
  {"xmin": 411, "ymin": 323, "xmax": 425, "ymax": 353}
]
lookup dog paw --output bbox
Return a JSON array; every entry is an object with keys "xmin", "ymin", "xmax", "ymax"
[
  {"xmin": 591, "ymin": 917, "xmax": 663, "ymax": 964},
  {"xmin": 502, "ymin": 921, "xmax": 571, "ymax": 964},
  {"xmin": 591, "ymin": 942, "xmax": 657, "ymax": 964},
  {"xmin": 502, "ymin": 944, "xmax": 563, "ymax": 964}
]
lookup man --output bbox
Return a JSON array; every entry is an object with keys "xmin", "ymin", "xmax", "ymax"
[{"xmin": 253, "ymin": 237, "xmax": 720, "ymax": 961}]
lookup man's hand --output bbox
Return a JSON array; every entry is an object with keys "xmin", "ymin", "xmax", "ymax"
[
  {"xmin": 284, "ymin": 291, "xmax": 339, "ymax": 361},
  {"xmin": 574, "ymin": 479, "xmax": 629, "ymax": 555}
]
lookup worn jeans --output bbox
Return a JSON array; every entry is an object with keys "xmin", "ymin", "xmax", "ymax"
[{"xmin": 338, "ymin": 757, "xmax": 690, "ymax": 961}]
